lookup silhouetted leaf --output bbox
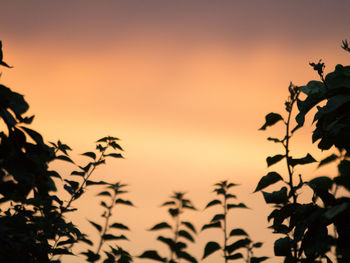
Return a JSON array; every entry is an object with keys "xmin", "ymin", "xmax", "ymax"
[
  {"xmin": 226, "ymin": 238, "xmax": 251, "ymax": 254},
  {"xmin": 21, "ymin": 126, "xmax": 44, "ymax": 145},
  {"xmin": 103, "ymin": 234, "xmax": 128, "ymax": 240},
  {"xmin": 81, "ymin": 250, "xmax": 100, "ymax": 262},
  {"xmin": 56, "ymin": 155, "xmax": 75, "ymax": 163},
  {"xmin": 202, "ymin": 241, "xmax": 221, "ymax": 259},
  {"xmin": 71, "ymin": 171, "xmax": 85, "ymax": 177},
  {"xmin": 157, "ymin": 236, "xmax": 176, "ymax": 251},
  {"xmin": 161, "ymin": 201, "xmax": 176, "ymax": 206},
  {"xmin": 308, "ymin": 176, "xmax": 333, "ymax": 192},
  {"xmin": 110, "ymin": 223, "xmax": 129, "ymax": 230},
  {"xmin": 86, "ymin": 180, "xmax": 108, "ymax": 186},
  {"xmin": 254, "ymin": 172, "xmax": 283, "ymax": 192},
  {"xmin": 177, "ymin": 251, "xmax": 197, "ymax": 263},
  {"xmin": 115, "ymin": 198, "xmax": 134, "ymax": 206},
  {"xmin": 88, "ymin": 220, "xmax": 102, "ymax": 233},
  {"xmin": 181, "ymin": 221, "xmax": 196, "ymax": 233},
  {"xmin": 205, "ymin": 199, "xmax": 221, "ymax": 209},
  {"xmin": 253, "ymin": 242, "xmax": 263, "ymax": 248},
  {"xmin": 211, "ymin": 213, "xmax": 225, "ymax": 222},
  {"xmin": 149, "ymin": 222, "xmax": 172, "ymax": 231},
  {"xmin": 82, "ymin": 152, "xmax": 96, "ymax": 159},
  {"xmin": 318, "ymin": 154, "xmax": 338, "ymax": 168},
  {"xmin": 139, "ymin": 250, "xmax": 166, "ymax": 262},
  {"xmin": 201, "ymin": 221, "xmax": 221, "ymax": 231},
  {"xmin": 97, "ymin": 191, "xmax": 111, "ymax": 197},
  {"xmin": 259, "ymin": 113, "xmax": 284, "ymax": 130},
  {"xmin": 251, "ymin": 256, "xmax": 268, "ymax": 263},
  {"xmin": 274, "ymin": 237, "xmax": 292, "ymax": 256},
  {"xmin": 289, "ymin": 153, "xmax": 316, "ymax": 167},
  {"xmin": 227, "ymin": 203, "xmax": 248, "ymax": 209},
  {"xmin": 179, "ymin": 230, "xmax": 194, "ymax": 242},
  {"xmin": 266, "ymin": 154, "xmax": 285, "ymax": 167},
  {"xmin": 229, "ymin": 228, "xmax": 248, "ymax": 237},
  {"xmin": 262, "ymin": 187, "xmax": 288, "ymax": 204},
  {"xmin": 226, "ymin": 253, "xmax": 243, "ymax": 260},
  {"xmin": 104, "ymin": 153, "xmax": 123, "ymax": 158},
  {"xmin": 52, "ymin": 248, "xmax": 74, "ymax": 255},
  {"xmin": 267, "ymin": 137, "xmax": 282, "ymax": 143}
]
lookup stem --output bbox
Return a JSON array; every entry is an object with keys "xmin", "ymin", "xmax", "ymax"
[
  {"xmin": 50, "ymin": 147, "xmax": 108, "ymax": 258},
  {"xmin": 93, "ymin": 189, "xmax": 117, "ymax": 261},
  {"xmin": 223, "ymin": 192, "xmax": 228, "ymax": 263},
  {"xmin": 284, "ymin": 94, "xmax": 299, "ymax": 260},
  {"xmin": 170, "ymin": 202, "xmax": 181, "ymax": 262}
]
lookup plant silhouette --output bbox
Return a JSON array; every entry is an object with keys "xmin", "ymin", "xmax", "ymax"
[
  {"xmin": 139, "ymin": 192, "xmax": 197, "ymax": 263},
  {"xmin": 201, "ymin": 181, "xmax": 267, "ymax": 263}
]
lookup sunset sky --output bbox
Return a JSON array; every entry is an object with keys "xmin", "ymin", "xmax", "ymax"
[{"xmin": 1, "ymin": 1, "xmax": 350, "ymax": 262}]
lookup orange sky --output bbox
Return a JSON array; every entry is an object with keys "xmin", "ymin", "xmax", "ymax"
[{"xmin": 1, "ymin": 1, "xmax": 350, "ymax": 262}]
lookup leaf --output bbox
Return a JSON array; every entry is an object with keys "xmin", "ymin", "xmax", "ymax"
[
  {"xmin": 177, "ymin": 251, "xmax": 197, "ymax": 263},
  {"xmin": 227, "ymin": 203, "xmax": 248, "ymax": 209},
  {"xmin": 81, "ymin": 250, "xmax": 101, "ymax": 262},
  {"xmin": 259, "ymin": 113, "xmax": 284, "ymax": 130},
  {"xmin": 266, "ymin": 154, "xmax": 285, "ymax": 167},
  {"xmin": 181, "ymin": 221, "xmax": 197, "ymax": 234},
  {"xmin": 274, "ymin": 237, "xmax": 292, "ymax": 256},
  {"xmin": 149, "ymin": 222, "xmax": 172, "ymax": 231},
  {"xmin": 97, "ymin": 191, "xmax": 111, "ymax": 197},
  {"xmin": 88, "ymin": 220, "xmax": 102, "ymax": 233},
  {"xmin": 226, "ymin": 253, "xmax": 243, "ymax": 260},
  {"xmin": 289, "ymin": 153, "xmax": 316, "ymax": 167},
  {"xmin": 71, "ymin": 171, "xmax": 85, "ymax": 177},
  {"xmin": 204, "ymin": 199, "xmax": 222, "ymax": 209},
  {"xmin": 109, "ymin": 222, "xmax": 129, "ymax": 230},
  {"xmin": 229, "ymin": 228, "xmax": 248, "ymax": 237},
  {"xmin": 161, "ymin": 201, "xmax": 176, "ymax": 206},
  {"xmin": 56, "ymin": 155, "xmax": 75, "ymax": 164},
  {"xmin": 201, "ymin": 221, "xmax": 221, "ymax": 231},
  {"xmin": 52, "ymin": 248, "xmax": 74, "ymax": 255},
  {"xmin": 226, "ymin": 238, "xmax": 251, "ymax": 254},
  {"xmin": 251, "ymin": 256, "xmax": 269, "ymax": 263},
  {"xmin": 262, "ymin": 187, "xmax": 288, "ymax": 204},
  {"xmin": 178, "ymin": 230, "xmax": 194, "ymax": 242},
  {"xmin": 139, "ymin": 250, "xmax": 166, "ymax": 262},
  {"xmin": 115, "ymin": 198, "xmax": 134, "ymax": 206},
  {"xmin": 254, "ymin": 172, "xmax": 283, "ymax": 192},
  {"xmin": 82, "ymin": 152, "xmax": 96, "ymax": 159},
  {"xmin": 267, "ymin": 137, "xmax": 282, "ymax": 143},
  {"xmin": 253, "ymin": 242, "xmax": 263, "ymax": 248},
  {"xmin": 308, "ymin": 176, "xmax": 333, "ymax": 192},
  {"xmin": 318, "ymin": 154, "xmax": 338, "ymax": 168},
  {"xmin": 20, "ymin": 126, "xmax": 44, "ymax": 145},
  {"xmin": 104, "ymin": 153, "xmax": 123, "ymax": 158},
  {"xmin": 202, "ymin": 241, "xmax": 221, "ymax": 259},
  {"xmin": 102, "ymin": 234, "xmax": 128, "ymax": 240},
  {"xmin": 86, "ymin": 180, "xmax": 108, "ymax": 186},
  {"xmin": 157, "ymin": 236, "xmax": 176, "ymax": 251},
  {"xmin": 211, "ymin": 213, "xmax": 225, "ymax": 222}
]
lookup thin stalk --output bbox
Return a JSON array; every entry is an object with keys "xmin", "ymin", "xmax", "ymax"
[
  {"xmin": 170, "ymin": 203, "xmax": 181, "ymax": 262},
  {"xmin": 93, "ymin": 189, "xmax": 117, "ymax": 261},
  {"xmin": 223, "ymin": 192, "xmax": 228, "ymax": 263}
]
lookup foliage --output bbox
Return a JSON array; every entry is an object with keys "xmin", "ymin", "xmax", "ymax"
[
  {"xmin": 0, "ymin": 41, "xmax": 128, "ymax": 262},
  {"xmin": 256, "ymin": 41, "xmax": 350, "ymax": 263},
  {"xmin": 139, "ymin": 192, "xmax": 197, "ymax": 263},
  {"xmin": 202, "ymin": 181, "xmax": 267, "ymax": 263},
  {"xmin": 81, "ymin": 182, "xmax": 133, "ymax": 263}
]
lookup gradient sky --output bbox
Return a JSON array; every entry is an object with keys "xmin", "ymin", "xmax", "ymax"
[{"xmin": 1, "ymin": 1, "xmax": 349, "ymax": 262}]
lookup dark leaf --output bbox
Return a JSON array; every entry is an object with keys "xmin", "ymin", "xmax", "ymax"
[
  {"xmin": 274, "ymin": 237, "xmax": 292, "ymax": 256},
  {"xmin": 88, "ymin": 220, "xmax": 102, "ymax": 233},
  {"xmin": 229, "ymin": 228, "xmax": 248, "ymax": 237},
  {"xmin": 149, "ymin": 222, "xmax": 172, "ymax": 231},
  {"xmin": 161, "ymin": 201, "xmax": 176, "ymax": 206},
  {"xmin": 177, "ymin": 251, "xmax": 197, "ymax": 263},
  {"xmin": 201, "ymin": 221, "xmax": 221, "ymax": 231},
  {"xmin": 56, "ymin": 155, "xmax": 75, "ymax": 164},
  {"xmin": 289, "ymin": 153, "xmax": 316, "ymax": 167},
  {"xmin": 110, "ymin": 222, "xmax": 129, "ymax": 230},
  {"xmin": 139, "ymin": 250, "xmax": 166, "ymax": 262},
  {"xmin": 266, "ymin": 154, "xmax": 285, "ymax": 167},
  {"xmin": 181, "ymin": 221, "xmax": 197, "ymax": 234},
  {"xmin": 115, "ymin": 198, "xmax": 134, "ymax": 206},
  {"xmin": 81, "ymin": 250, "xmax": 100, "ymax": 262},
  {"xmin": 253, "ymin": 242, "xmax": 263, "ymax": 248},
  {"xmin": 226, "ymin": 253, "xmax": 243, "ymax": 260},
  {"xmin": 157, "ymin": 236, "xmax": 176, "ymax": 251},
  {"xmin": 202, "ymin": 241, "xmax": 221, "ymax": 259},
  {"xmin": 259, "ymin": 113, "xmax": 284, "ymax": 130},
  {"xmin": 102, "ymin": 234, "xmax": 128, "ymax": 240},
  {"xmin": 226, "ymin": 238, "xmax": 251, "ymax": 254},
  {"xmin": 211, "ymin": 213, "xmax": 225, "ymax": 222},
  {"xmin": 104, "ymin": 153, "xmax": 123, "ymax": 158},
  {"xmin": 97, "ymin": 191, "xmax": 112, "ymax": 197},
  {"xmin": 86, "ymin": 180, "xmax": 108, "ymax": 186},
  {"xmin": 262, "ymin": 187, "xmax": 288, "ymax": 204},
  {"xmin": 205, "ymin": 199, "xmax": 222, "ymax": 209},
  {"xmin": 227, "ymin": 203, "xmax": 248, "ymax": 209},
  {"xmin": 251, "ymin": 256, "xmax": 269, "ymax": 263},
  {"xmin": 318, "ymin": 154, "xmax": 338, "ymax": 168},
  {"xmin": 82, "ymin": 151, "xmax": 96, "ymax": 159},
  {"xmin": 254, "ymin": 172, "xmax": 283, "ymax": 192},
  {"xmin": 20, "ymin": 126, "xmax": 44, "ymax": 145},
  {"xmin": 178, "ymin": 230, "xmax": 194, "ymax": 242}
]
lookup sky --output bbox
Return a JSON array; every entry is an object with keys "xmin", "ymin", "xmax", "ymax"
[{"xmin": 1, "ymin": 1, "xmax": 349, "ymax": 262}]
